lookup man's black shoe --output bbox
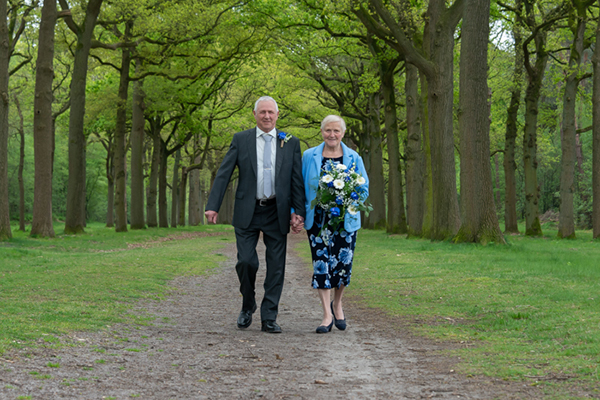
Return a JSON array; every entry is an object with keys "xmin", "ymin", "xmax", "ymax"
[
  {"xmin": 261, "ymin": 320, "xmax": 282, "ymax": 333},
  {"xmin": 237, "ymin": 310, "xmax": 253, "ymax": 329}
]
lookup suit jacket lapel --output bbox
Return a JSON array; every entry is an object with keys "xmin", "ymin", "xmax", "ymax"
[{"xmin": 248, "ymin": 128, "xmax": 258, "ymax": 178}]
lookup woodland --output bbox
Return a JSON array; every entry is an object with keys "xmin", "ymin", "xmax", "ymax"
[{"xmin": 1, "ymin": 0, "xmax": 600, "ymax": 244}]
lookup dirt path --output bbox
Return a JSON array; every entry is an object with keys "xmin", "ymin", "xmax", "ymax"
[{"xmin": 0, "ymin": 234, "xmax": 542, "ymax": 399}]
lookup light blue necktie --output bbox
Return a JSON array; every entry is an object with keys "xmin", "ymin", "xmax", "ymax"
[{"xmin": 263, "ymin": 134, "xmax": 272, "ymax": 198}]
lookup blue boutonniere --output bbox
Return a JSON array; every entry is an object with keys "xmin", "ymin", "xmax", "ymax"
[{"xmin": 278, "ymin": 131, "xmax": 292, "ymax": 147}]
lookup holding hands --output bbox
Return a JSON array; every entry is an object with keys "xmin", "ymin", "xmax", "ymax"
[{"xmin": 291, "ymin": 213, "xmax": 304, "ymax": 234}]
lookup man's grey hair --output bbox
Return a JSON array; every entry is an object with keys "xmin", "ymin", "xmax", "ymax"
[
  {"xmin": 320, "ymin": 115, "xmax": 346, "ymax": 132},
  {"xmin": 254, "ymin": 96, "xmax": 279, "ymax": 112}
]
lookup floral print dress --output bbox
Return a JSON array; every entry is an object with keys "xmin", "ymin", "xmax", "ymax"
[{"xmin": 307, "ymin": 156, "xmax": 357, "ymax": 289}]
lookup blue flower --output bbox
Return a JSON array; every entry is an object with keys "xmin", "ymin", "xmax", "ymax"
[
  {"xmin": 350, "ymin": 192, "xmax": 359, "ymax": 200},
  {"xmin": 313, "ymin": 260, "xmax": 328, "ymax": 274},
  {"xmin": 335, "ymin": 196, "xmax": 343, "ymax": 205},
  {"xmin": 339, "ymin": 248, "xmax": 354, "ymax": 265},
  {"xmin": 316, "ymin": 248, "xmax": 329, "ymax": 258},
  {"xmin": 327, "ymin": 181, "xmax": 334, "ymax": 188},
  {"xmin": 330, "ymin": 207, "xmax": 341, "ymax": 217}
]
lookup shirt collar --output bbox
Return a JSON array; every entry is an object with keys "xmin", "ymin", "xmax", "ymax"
[{"xmin": 256, "ymin": 127, "xmax": 276, "ymax": 138}]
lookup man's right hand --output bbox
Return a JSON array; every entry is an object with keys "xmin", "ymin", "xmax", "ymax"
[{"xmin": 205, "ymin": 210, "xmax": 218, "ymax": 224}]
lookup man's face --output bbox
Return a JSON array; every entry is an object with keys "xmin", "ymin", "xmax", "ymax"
[{"xmin": 253, "ymin": 100, "xmax": 279, "ymax": 132}]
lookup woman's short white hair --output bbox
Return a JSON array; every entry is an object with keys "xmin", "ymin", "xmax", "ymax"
[
  {"xmin": 254, "ymin": 96, "xmax": 279, "ymax": 112},
  {"xmin": 320, "ymin": 115, "xmax": 346, "ymax": 132}
]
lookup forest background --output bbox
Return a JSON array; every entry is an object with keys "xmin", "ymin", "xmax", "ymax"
[{"xmin": 2, "ymin": 0, "xmax": 600, "ymax": 244}]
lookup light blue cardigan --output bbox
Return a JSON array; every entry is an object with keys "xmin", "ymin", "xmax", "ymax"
[{"xmin": 302, "ymin": 141, "xmax": 369, "ymax": 232}]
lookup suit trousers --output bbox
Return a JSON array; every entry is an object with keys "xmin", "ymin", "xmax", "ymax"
[{"xmin": 234, "ymin": 201, "xmax": 287, "ymax": 322}]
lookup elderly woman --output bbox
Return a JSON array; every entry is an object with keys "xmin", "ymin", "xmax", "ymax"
[{"xmin": 302, "ymin": 115, "xmax": 369, "ymax": 333}]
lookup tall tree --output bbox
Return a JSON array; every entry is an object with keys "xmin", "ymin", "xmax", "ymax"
[
  {"xmin": 558, "ymin": 0, "xmax": 593, "ymax": 239},
  {"xmin": 502, "ymin": 1, "xmax": 524, "ymax": 234},
  {"xmin": 455, "ymin": 0, "xmax": 505, "ymax": 244},
  {"xmin": 592, "ymin": 0, "xmax": 600, "ymax": 239},
  {"xmin": 61, "ymin": 0, "xmax": 104, "ymax": 234},
  {"xmin": 30, "ymin": 0, "xmax": 57, "ymax": 238},
  {"xmin": 355, "ymin": 0, "xmax": 464, "ymax": 239},
  {"xmin": 367, "ymin": 36, "xmax": 407, "ymax": 234},
  {"xmin": 113, "ymin": 21, "xmax": 132, "ymax": 233},
  {"xmin": 0, "ymin": 0, "xmax": 11, "ymax": 240},
  {"xmin": 130, "ymin": 59, "xmax": 146, "ymax": 229},
  {"xmin": 405, "ymin": 63, "xmax": 425, "ymax": 236},
  {"xmin": 520, "ymin": 1, "xmax": 567, "ymax": 236}
]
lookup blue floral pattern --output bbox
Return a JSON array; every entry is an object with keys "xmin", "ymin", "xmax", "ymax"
[
  {"xmin": 308, "ymin": 206, "xmax": 356, "ymax": 289},
  {"xmin": 308, "ymin": 157, "xmax": 358, "ymax": 290}
]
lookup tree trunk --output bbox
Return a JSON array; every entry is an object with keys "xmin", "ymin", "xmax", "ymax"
[
  {"xmin": 558, "ymin": 6, "xmax": 586, "ymax": 239},
  {"xmin": 364, "ymin": 93, "xmax": 386, "ymax": 230},
  {"xmin": 171, "ymin": 148, "xmax": 180, "ymax": 227},
  {"xmin": 420, "ymin": 69, "xmax": 434, "ymax": 238},
  {"xmin": 30, "ymin": 0, "xmax": 57, "ymax": 238},
  {"xmin": 426, "ymin": 0, "xmax": 461, "ymax": 240},
  {"xmin": 522, "ymin": 21, "xmax": 547, "ymax": 237},
  {"xmin": 188, "ymin": 133, "xmax": 202, "ymax": 226},
  {"xmin": 179, "ymin": 167, "xmax": 188, "ymax": 226},
  {"xmin": 158, "ymin": 143, "xmax": 169, "ymax": 228},
  {"xmin": 381, "ymin": 60, "xmax": 407, "ymax": 234},
  {"xmin": 13, "ymin": 95, "xmax": 26, "ymax": 232},
  {"xmin": 105, "ymin": 134, "xmax": 114, "ymax": 227},
  {"xmin": 592, "ymin": 0, "xmax": 600, "ymax": 239},
  {"xmin": 503, "ymin": 17, "xmax": 523, "ymax": 234},
  {"xmin": 405, "ymin": 63, "xmax": 425, "ymax": 237},
  {"xmin": 64, "ymin": 0, "xmax": 103, "ymax": 234},
  {"xmin": 0, "ymin": 0, "xmax": 11, "ymax": 240},
  {"xmin": 130, "ymin": 59, "xmax": 146, "ymax": 229},
  {"xmin": 113, "ymin": 22, "xmax": 132, "ymax": 233},
  {"xmin": 455, "ymin": 0, "xmax": 505, "ymax": 244},
  {"xmin": 147, "ymin": 122, "xmax": 160, "ymax": 227}
]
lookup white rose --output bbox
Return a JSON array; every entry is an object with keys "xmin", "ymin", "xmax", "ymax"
[
  {"xmin": 321, "ymin": 174, "xmax": 333, "ymax": 184},
  {"xmin": 356, "ymin": 176, "xmax": 366, "ymax": 185},
  {"xmin": 333, "ymin": 179, "xmax": 345, "ymax": 189}
]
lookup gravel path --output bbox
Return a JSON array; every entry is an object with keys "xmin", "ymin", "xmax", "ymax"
[{"xmin": 0, "ymin": 234, "xmax": 543, "ymax": 399}]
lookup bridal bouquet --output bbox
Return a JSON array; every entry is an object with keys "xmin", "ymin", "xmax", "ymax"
[{"xmin": 311, "ymin": 160, "xmax": 371, "ymax": 236}]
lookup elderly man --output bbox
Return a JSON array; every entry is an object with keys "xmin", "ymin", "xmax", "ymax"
[{"xmin": 205, "ymin": 96, "xmax": 305, "ymax": 333}]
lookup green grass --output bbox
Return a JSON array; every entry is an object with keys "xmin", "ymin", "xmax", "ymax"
[
  {"xmin": 295, "ymin": 226, "xmax": 600, "ymax": 395},
  {"xmin": 0, "ymin": 222, "xmax": 234, "ymax": 354}
]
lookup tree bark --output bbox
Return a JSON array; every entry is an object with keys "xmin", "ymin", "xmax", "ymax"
[
  {"xmin": 14, "ymin": 97, "xmax": 26, "ymax": 232},
  {"xmin": 364, "ymin": 93, "xmax": 386, "ymax": 230},
  {"xmin": 425, "ymin": 0, "xmax": 461, "ymax": 240},
  {"xmin": 158, "ymin": 143, "xmax": 169, "ymax": 228},
  {"xmin": 130, "ymin": 59, "xmax": 146, "ymax": 229},
  {"xmin": 504, "ymin": 13, "xmax": 523, "ymax": 234},
  {"xmin": 0, "ymin": 0, "xmax": 11, "ymax": 240},
  {"xmin": 64, "ymin": 0, "xmax": 103, "ymax": 234},
  {"xmin": 30, "ymin": 0, "xmax": 57, "ymax": 238},
  {"xmin": 405, "ymin": 63, "xmax": 425, "ymax": 236},
  {"xmin": 147, "ymin": 119, "xmax": 160, "ymax": 228},
  {"xmin": 188, "ymin": 133, "xmax": 202, "ymax": 226},
  {"xmin": 455, "ymin": 0, "xmax": 505, "ymax": 244},
  {"xmin": 592, "ymin": 0, "xmax": 600, "ymax": 239},
  {"xmin": 170, "ymin": 148, "xmax": 180, "ymax": 227},
  {"xmin": 558, "ymin": 3, "xmax": 586, "ymax": 239},
  {"xmin": 522, "ymin": 1, "xmax": 550, "ymax": 237},
  {"xmin": 382, "ymin": 63, "xmax": 407, "ymax": 234},
  {"xmin": 113, "ymin": 22, "xmax": 132, "ymax": 233}
]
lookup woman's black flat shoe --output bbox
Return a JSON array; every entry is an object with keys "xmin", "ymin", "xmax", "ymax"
[
  {"xmin": 331, "ymin": 301, "xmax": 347, "ymax": 331},
  {"xmin": 316, "ymin": 320, "xmax": 333, "ymax": 333}
]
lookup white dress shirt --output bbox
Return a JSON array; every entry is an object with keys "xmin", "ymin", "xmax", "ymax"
[{"xmin": 256, "ymin": 127, "xmax": 277, "ymax": 199}]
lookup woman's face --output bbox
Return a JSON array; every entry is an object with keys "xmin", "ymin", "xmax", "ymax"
[{"xmin": 321, "ymin": 121, "xmax": 345, "ymax": 149}]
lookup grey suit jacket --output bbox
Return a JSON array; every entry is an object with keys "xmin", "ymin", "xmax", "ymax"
[{"xmin": 206, "ymin": 128, "xmax": 306, "ymax": 235}]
